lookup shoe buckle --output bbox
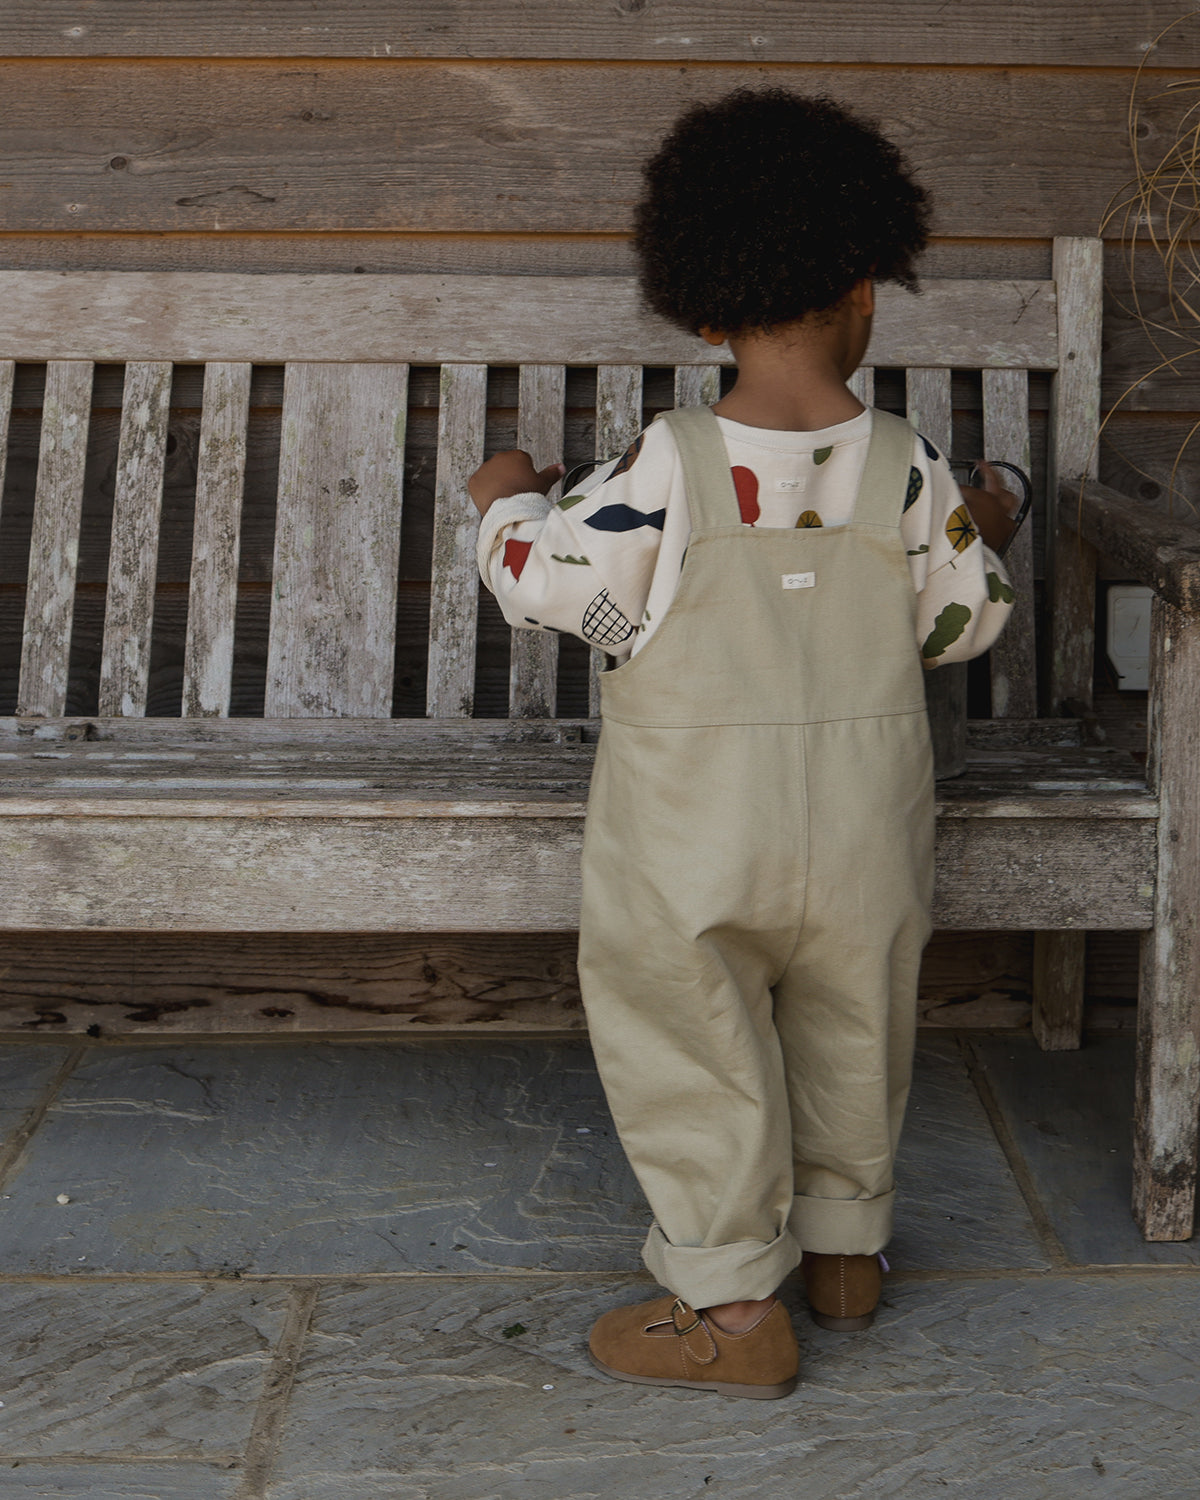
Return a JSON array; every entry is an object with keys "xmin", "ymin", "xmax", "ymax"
[{"xmin": 670, "ymin": 1297, "xmax": 702, "ymax": 1336}]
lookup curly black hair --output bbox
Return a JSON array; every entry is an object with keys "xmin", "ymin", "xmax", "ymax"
[{"xmin": 633, "ymin": 89, "xmax": 931, "ymax": 336}]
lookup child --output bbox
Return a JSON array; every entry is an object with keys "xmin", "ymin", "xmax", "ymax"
[{"xmin": 469, "ymin": 89, "xmax": 1018, "ymax": 1399}]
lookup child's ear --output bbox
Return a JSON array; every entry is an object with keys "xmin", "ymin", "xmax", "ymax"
[
  {"xmin": 847, "ymin": 279, "xmax": 874, "ymax": 318},
  {"xmin": 849, "ymin": 279, "xmax": 875, "ymax": 318},
  {"xmin": 698, "ymin": 326, "xmax": 727, "ymax": 346}
]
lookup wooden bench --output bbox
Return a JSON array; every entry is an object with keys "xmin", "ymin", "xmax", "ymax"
[{"xmin": 1, "ymin": 237, "xmax": 1197, "ymax": 1241}]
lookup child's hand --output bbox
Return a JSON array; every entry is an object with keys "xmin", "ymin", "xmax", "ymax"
[
  {"xmin": 468, "ymin": 451, "xmax": 565, "ymax": 516},
  {"xmin": 959, "ymin": 461, "xmax": 1021, "ymax": 554}
]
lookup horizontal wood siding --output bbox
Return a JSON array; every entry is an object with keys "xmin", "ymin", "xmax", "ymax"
[{"xmin": 0, "ymin": 11, "xmax": 1183, "ymax": 1026}]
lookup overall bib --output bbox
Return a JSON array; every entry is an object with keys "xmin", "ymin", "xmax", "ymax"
[{"xmin": 578, "ymin": 405, "xmax": 935, "ymax": 1309}]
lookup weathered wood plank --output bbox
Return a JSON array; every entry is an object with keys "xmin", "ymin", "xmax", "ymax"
[
  {"xmin": 426, "ymin": 363, "xmax": 487, "ymax": 718},
  {"xmin": 848, "ymin": 367, "xmax": 875, "ymax": 407},
  {"xmin": 0, "ymin": 361, "xmax": 14, "ymax": 518},
  {"xmin": 983, "ymin": 368, "xmax": 1037, "ymax": 718},
  {"xmin": 1064, "ymin": 478, "xmax": 1200, "ymax": 613},
  {"xmin": 673, "ymin": 366, "xmax": 721, "ymax": 409},
  {"xmin": 0, "ymin": 271, "xmax": 1060, "ymax": 369},
  {"xmin": 509, "ymin": 364, "xmax": 564, "ymax": 717},
  {"xmin": 1048, "ymin": 236, "xmax": 1104, "ymax": 714},
  {"xmin": 1134, "ymin": 597, "xmax": 1200, "ymax": 1240},
  {"xmin": 1031, "ymin": 930, "xmax": 1086, "ymax": 1050},
  {"xmin": 0, "ymin": 64, "xmax": 1157, "ymax": 238},
  {"xmin": 2, "ymin": 1, "xmax": 1185, "ymax": 64},
  {"xmin": 265, "ymin": 362, "xmax": 408, "ymax": 716},
  {"xmin": 183, "ymin": 361, "xmax": 251, "ymax": 716},
  {"xmin": 591, "ymin": 363, "xmax": 644, "ymax": 713},
  {"xmin": 906, "ymin": 367, "xmax": 953, "ymax": 456},
  {"xmin": 98, "ymin": 360, "xmax": 173, "ymax": 717},
  {"xmin": 16, "ymin": 360, "xmax": 94, "ymax": 717}
]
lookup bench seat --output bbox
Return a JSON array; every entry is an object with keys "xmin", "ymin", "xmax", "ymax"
[{"xmin": 0, "ymin": 716, "xmax": 1154, "ymax": 934}]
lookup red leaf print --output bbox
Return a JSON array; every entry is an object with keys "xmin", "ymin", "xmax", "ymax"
[
  {"xmin": 731, "ymin": 466, "xmax": 760, "ymax": 524},
  {"xmin": 503, "ymin": 539, "xmax": 533, "ymax": 580}
]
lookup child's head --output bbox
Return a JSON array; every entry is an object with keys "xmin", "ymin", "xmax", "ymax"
[{"xmin": 634, "ymin": 89, "xmax": 931, "ymax": 338}]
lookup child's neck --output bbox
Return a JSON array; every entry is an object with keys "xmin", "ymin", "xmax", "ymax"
[{"xmin": 709, "ymin": 298, "xmax": 871, "ymax": 433}]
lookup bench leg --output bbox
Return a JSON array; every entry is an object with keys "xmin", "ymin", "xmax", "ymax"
[
  {"xmin": 1133, "ymin": 598, "xmax": 1200, "ymax": 1241},
  {"xmin": 1031, "ymin": 931, "xmax": 1085, "ymax": 1050}
]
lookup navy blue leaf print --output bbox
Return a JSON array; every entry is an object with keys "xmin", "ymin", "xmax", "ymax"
[
  {"xmin": 585, "ymin": 504, "xmax": 667, "ymax": 533},
  {"xmin": 920, "ymin": 434, "xmax": 940, "ymax": 463}
]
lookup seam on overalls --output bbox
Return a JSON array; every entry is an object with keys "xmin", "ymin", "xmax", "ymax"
[{"xmin": 599, "ymin": 706, "xmax": 930, "ymax": 729}]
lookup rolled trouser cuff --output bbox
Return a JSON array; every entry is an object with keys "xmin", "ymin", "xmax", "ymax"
[
  {"xmin": 642, "ymin": 1224, "xmax": 802, "ymax": 1307},
  {"xmin": 788, "ymin": 1190, "xmax": 895, "ymax": 1256}
]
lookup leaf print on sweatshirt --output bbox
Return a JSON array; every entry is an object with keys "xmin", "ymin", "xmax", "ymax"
[
  {"xmin": 919, "ymin": 434, "xmax": 941, "ymax": 463},
  {"xmin": 813, "ymin": 446, "xmax": 833, "ymax": 465},
  {"xmin": 585, "ymin": 504, "xmax": 667, "ymax": 533},
  {"xmin": 904, "ymin": 467, "xmax": 924, "ymax": 512},
  {"xmin": 731, "ymin": 466, "xmax": 760, "ymax": 524},
  {"xmin": 987, "ymin": 570, "xmax": 1016, "ymax": 604},
  {"xmin": 503, "ymin": 538, "xmax": 533, "ymax": 580},
  {"xmin": 946, "ymin": 504, "xmax": 979, "ymax": 553},
  {"xmin": 922, "ymin": 602, "xmax": 973, "ymax": 659},
  {"xmin": 552, "ymin": 554, "xmax": 591, "ymax": 566},
  {"xmin": 609, "ymin": 433, "xmax": 645, "ymax": 479},
  {"xmin": 796, "ymin": 510, "xmax": 824, "ymax": 528}
]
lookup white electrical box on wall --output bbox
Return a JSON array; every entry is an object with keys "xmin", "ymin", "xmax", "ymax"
[{"xmin": 1106, "ymin": 584, "xmax": 1154, "ymax": 691}]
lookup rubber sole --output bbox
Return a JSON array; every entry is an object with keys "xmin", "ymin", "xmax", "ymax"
[
  {"xmin": 809, "ymin": 1308, "xmax": 875, "ymax": 1332},
  {"xmin": 588, "ymin": 1350, "xmax": 797, "ymax": 1400}
]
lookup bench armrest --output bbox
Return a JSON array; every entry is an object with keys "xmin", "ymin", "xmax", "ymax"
[{"xmin": 1060, "ymin": 479, "xmax": 1200, "ymax": 611}]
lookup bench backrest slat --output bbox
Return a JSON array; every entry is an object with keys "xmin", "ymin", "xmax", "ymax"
[
  {"xmin": 0, "ymin": 361, "xmax": 13, "ymax": 517},
  {"xmin": 265, "ymin": 361, "xmax": 409, "ymax": 717},
  {"xmin": 426, "ymin": 362, "xmax": 488, "ymax": 718},
  {"xmin": 848, "ymin": 368, "xmax": 874, "ymax": 406},
  {"xmin": 983, "ymin": 368, "xmax": 1037, "ymax": 717},
  {"xmin": 17, "ymin": 360, "xmax": 94, "ymax": 717},
  {"xmin": 508, "ymin": 363, "xmax": 566, "ymax": 717},
  {"xmin": 590, "ymin": 363, "xmax": 646, "ymax": 713},
  {"xmin": 905, "ymin": 367, "xmax": 953, "ymax": 458},
  {"xmin": 674, "ymin": 365, "xmax": 721, "ymax": 409},
  {"xmin": 183, "ymin": 361, "xmax": 252, "ymax": 717},
  {"xmin": 98, "ymin": 360, "xmax": 173, "ymax": 716}
]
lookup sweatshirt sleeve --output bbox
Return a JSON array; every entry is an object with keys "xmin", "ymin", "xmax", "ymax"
[
  {"xmin": 899, "ymin": 433, "xmax": 1016, "ymax": 668},
  {"xmin": 476, "ymin": 423, "xmax": 674, "ymax": 655}
]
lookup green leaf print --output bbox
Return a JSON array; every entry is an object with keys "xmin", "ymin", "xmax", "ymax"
[
  {"xmin": 987, "ymin": 571, "xmax": 1016, "ymax": 604},
  {"xmin": 551, "ymin": 553, "xmax": 591, "ymax": 565},
  {"xmin": 813, "ymin": 446, "xmax": 833, "ymax": 465},
  {"xmin": 557, "ymin": 492, "xmax": 588, "ymax": 510},
  {"xmin": 922, "ymin": 601, "xmax": 973, "ymax": 659},
  {"xmin": 907, "ymin": 544, "xmax": 930, "ymax": 556}
]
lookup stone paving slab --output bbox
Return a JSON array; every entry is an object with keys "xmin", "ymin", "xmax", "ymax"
[
  {"xmin": 0, "ymin": 1045, "xmax": 75, "ymax": 1144},
  {"xmin": 0, "ymin": 1039, "xmax": 1045, "ymax": 1277},
  {"xmin": 0, "ymin": 1466, "xmax": 242, "ymax": 1499},
  {"xmin": 266, "ymin": 1273, "xmax": 1200, "ymax": 1500},
  {"xmin": 891, "ymin": 1037, "xmax": 1047, "ymax": 1270},
  {"xmin": 969, "ymin": 1034, "xmax": 1200, "ymax": 1267},
  {"xmin": 0, "ymin": 1282, "xmax": 290, "ymax": 1459}
]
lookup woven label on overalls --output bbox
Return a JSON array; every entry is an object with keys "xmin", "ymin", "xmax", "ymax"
[{"xmin": 781, "ymin": 572, "xmax": 816, "ymax": 590}]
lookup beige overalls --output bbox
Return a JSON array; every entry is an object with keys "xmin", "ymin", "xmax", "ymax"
[{"xmin": 577, "ymin": 404, "xmax": 936, "ymax": 1310}]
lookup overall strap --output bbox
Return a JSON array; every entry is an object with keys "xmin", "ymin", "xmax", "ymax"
[
  {"xmin": 658, "ymin": 405, "xmax": 741, "ymax": 531},
  {"xmin": 853, "ymin": 409, "xmax": 916, "ymax": 528}
]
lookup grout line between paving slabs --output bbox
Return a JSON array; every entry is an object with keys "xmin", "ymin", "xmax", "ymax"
[
  {"xmin": 956, "ymin": 1033, "xmax": 1072, "ymax": 1271},
  {"xmin": 0, "ymin": 1263, "xmax": 1195, "ymax": 1288},
  {"xmin": 0, "ymin": 1042, "xmax": 86, "ymax": 1194},
  {"xmin": 232, "ymin": 1282, "xmax": 318, "ymax": 1500}
]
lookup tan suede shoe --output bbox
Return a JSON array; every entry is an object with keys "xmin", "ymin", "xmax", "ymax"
[
  {"xmin": 800, "ymin": 1252, "xmax": 883, "ymax": 1331},
  {"xmin": 588, "ymin": 1294, "xmax": 798, "ymax": 1399}
]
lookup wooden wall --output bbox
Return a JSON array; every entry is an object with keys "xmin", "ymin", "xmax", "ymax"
[{"xmin": 0, "ymin": 1, "xmax": 1185, "ymax": 1034}]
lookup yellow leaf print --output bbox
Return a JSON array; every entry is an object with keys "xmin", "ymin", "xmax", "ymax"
[
  {"xmin": 796, "ymin": 510, "xmax": 823, "ymax": 528},
  {"xmin": 946, "ymin": 504, "xmax": 978, "ymax": 554}
]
